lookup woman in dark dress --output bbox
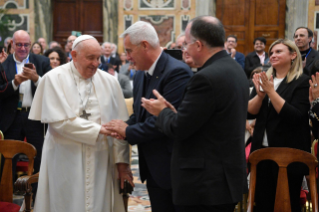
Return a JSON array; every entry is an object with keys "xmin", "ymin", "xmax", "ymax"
[{"xmin": 248, "ymin": 39, "xmax": 311, "ymax": 212}]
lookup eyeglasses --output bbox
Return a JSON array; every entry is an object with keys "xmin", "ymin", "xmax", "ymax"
[
  {"xmin": 68, "ymin": 39, "xmax": 75, "ymax": 43},
  {"xmin": 182, "ymin": 40, "xmax": 197, "ymax": 50},
  {"xmin": 14, "ymin": 43, "xmax": 30, "ymax": 48},
  {"xmin": 227, "ymin": 40, "xmax": 236, "ymax": 43}
]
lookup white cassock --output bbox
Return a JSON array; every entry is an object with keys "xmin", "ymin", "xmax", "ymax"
[{"xmin": 29, "ymin": 61, "xmax": 129, "ymax": 212}]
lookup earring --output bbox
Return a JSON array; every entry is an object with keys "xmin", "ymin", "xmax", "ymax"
[{"xmin": 291, "ymin": 59, "xmax": 294, "ymax": 64}]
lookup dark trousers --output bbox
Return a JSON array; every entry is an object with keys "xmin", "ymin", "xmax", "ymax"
[
  {"xmin": 146, "ymin": 172, "xmax": 181, "ymax": 212},
  {"xmin": 254, "ymin": 160, "xmax": 304, "ymax": 212},
  {"xmin": 0, "ymin": 111, "xmax": 44, "ymax": 199},
  {"xmin": 178, "ymin": 203, "xmax": 236, "ymax": 212}
]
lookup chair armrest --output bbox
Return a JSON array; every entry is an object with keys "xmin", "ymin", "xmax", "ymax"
[{"xmin": 14, "ymin": 172, "xmax": 39, "ymax": 195}]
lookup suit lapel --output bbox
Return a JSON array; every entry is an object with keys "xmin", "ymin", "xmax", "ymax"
[
  {"xmin": 7, "ymin": 56, "xmax": 17, "ymax": 81},
  {"xmin": 135, "ymin": 71, "xmax": 145, "ymax": 122},
  {"xmin": 275, "ymin": 76, "xmax": 289, "ymax": 96},
  {"xmin": 139, "ymin": 52, "xmax": 167, "ymax": 120}
]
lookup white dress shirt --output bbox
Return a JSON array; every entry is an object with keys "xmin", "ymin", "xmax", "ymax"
[{"xmin": 12, "ymin": 53, "xmax": 41, "ymax": 107}]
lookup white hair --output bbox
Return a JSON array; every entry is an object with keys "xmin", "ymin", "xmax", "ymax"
[
  {"xmin": 111, "ymin": 43, "xmax": 117, "ymax": 51},
  {"xmin": 120, "ymin": 21, "xmax": 159, "ymax": 48},
  {"xmin": 102, "ymin": 42, "xmax": 111, "ymax": 49}
]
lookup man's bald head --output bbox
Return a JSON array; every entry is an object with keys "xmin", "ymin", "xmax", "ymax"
[
  {"xmin": 189, "ymin": 16, "xmax": 225, "ymax": 48},
  {"xmin": 12, "ymin": 30, "xmax": 31, "ymax": 62}
]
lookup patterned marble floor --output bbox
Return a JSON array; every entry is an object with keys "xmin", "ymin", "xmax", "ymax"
[{"xmin": 128, "ymin": 145, "xmax": 152, "ymax": 212}]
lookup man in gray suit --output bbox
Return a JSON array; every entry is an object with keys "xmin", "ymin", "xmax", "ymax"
[{"xmin": 106, "ymin": 63, "xmax": 132, "ymax": 98}]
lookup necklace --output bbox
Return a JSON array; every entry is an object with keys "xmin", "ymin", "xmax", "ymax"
[{"xmin": 71, "ymin": 67, "xmax": 93, "ymax": 120}]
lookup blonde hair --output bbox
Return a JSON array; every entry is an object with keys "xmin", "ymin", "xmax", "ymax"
[{"xmin": 266, "ymin": 39, "xmax": 303, "ymax": 83}]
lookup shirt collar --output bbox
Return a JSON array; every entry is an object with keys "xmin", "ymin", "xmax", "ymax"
[
  {"xmin": 256, "ymin": 51, "xmax": 265, "ymax": 57},
  {"xmin": 13, "ymin": 53, "xmax": 29, "ymax": 64},
  {"xmin": 145, "ymin": 50, "xmax": 162, "ymax": 76}
]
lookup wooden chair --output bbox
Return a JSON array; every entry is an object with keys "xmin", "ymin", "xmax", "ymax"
[
  {"xmin": 247, "ymin": 147, "xmax": 318, "ymax": 212},
  {"xmin": 0, "ymin": 140, "xmax": 36, "ymax": 212},
  {"xmin": 123, "ymin": 97, "xmax": 134, "ymax": 212}
]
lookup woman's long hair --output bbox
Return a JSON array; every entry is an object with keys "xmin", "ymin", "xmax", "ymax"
[{"xmin": 266, "ymin": 39, "xmax": 303, "ymax": 83}]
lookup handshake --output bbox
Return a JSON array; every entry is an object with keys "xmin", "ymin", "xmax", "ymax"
[{"xmin": 99, "ymin": 120, "xmax": 128, "ymax": 140}]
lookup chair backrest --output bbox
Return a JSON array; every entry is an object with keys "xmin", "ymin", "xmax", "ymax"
[
  {"xmin": 125, "ymin": 97, "xmax": 134, "ymax": 116},
  {"xmin": 247, "ymin": 147, "xmax": 318, "ymax": 212},
  {"xmin": 312, "ymin": 139, "xmax": 318, "ymax": 157},
  {"xmin": 0, "ymin": 140, "xmax": 36, "ymax": 203}
]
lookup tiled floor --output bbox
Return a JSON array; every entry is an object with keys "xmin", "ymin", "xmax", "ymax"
[{"xmin": 127, "ymin": 145, "xmax": 152, "ymax": 212}]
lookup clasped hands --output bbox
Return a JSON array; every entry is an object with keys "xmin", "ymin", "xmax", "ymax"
[{"xmin": 100, "ymin": 90, "xmax": 176, "ymax": 138}]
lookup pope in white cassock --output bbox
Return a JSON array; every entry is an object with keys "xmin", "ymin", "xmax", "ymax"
[{"xmin": 28, "ymin": 35, "xmax": 134, "ymax": 212}]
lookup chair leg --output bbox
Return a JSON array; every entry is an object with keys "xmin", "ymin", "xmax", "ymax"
[{"xmin": 24, "ymin": 192, "xmax": 33, "ymax": 212}]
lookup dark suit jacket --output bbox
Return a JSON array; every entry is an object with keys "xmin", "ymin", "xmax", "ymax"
[
  {"xmin": 234, "ymin": 51, "xmax": 245, "ymax": 70},
  {"xmin": 304, "ymin": 48, "xmax": 319, "ymax": 75},
  {"xmin": 244, "ymin": 51, "xmax": 269, "ymax": 78},
  {"xmin": 156, "ymin": 50, "xmax": 249, "ymax": 205},
  {"xmin": 0, "ymin": 54, "xmax": 51, "ymax": 132},
  {"xmin": 125, "ymin": 52, "xmax": 193, "ymax": 190},
  {"xmin": 101, "ymin": 55, "xmax": 121, "ymax": 72},
  {"xmin": 248, "ymin": 74, "xmax": 311, "ymax": 153}
]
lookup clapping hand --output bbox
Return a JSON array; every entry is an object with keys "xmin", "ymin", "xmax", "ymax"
[
  {"xmin": 141, "ymin": 89, "xmax": 176, "ymax": 116},
  {"xmin": 0, "ymin": 48, "xmax": 8, "ymax": 63},
  {"xmin": 309, "ymin": 72, "xmax": 319, "ymax": 105}
]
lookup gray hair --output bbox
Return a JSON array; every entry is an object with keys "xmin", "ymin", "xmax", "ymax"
[
  {"xmin": 120, "ymin": 21, "xmax": 159, "ymax": 48},
  {"xmin": 102, "ymin": 42, "xmax": 111, "ymax": 49},
  {"xmin": 176, "ymin": 33, "xmax": 185, "ymax": 41},
  {"xmin": 4, "ymin": 37, "xmax": 12, "ymax": 44}
]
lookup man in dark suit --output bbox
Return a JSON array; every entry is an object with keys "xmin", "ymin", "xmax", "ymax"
[
  {"xmin": 141, "ymin": 16, "xmax": 249, "ymax": 212},
  {"xmin": 294, "ymin": 27, "xmax": 319, "ymax": 74},
  {"xmin": 225, "ymin": 35, "xmax": 245, "ymax": 69},
  {"xmin": 106, "ymin": 21, "xmax": 193, "ymax": 212},
  {"xmin": 244, "ymin": 37, "xmax": 269, "ymax": 79},
  {"xmin": 0, "ymin": 30, "xmax": 51, "ymax": 189},
  {"xmin": 101, "ymin": 42, "xmax": 121, "ymax": 72}
]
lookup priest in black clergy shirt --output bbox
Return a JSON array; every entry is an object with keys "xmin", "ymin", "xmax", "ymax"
[
  {"xmin": 294, "ymin": 27, "xmax": 319, "ymax": 74},
  {"xmin": 138, "ymin": 16, "xmax": 248, "ymax": 212}
]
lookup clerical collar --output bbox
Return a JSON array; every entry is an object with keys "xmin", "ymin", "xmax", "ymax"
[
  {"xmin": 146, "ymin": 50, "xmax": 162, "ymax": 76},
  {"xmin": 13, "ymin": 53, "xmax": 29, "ymax": 64},
  {"xmin": 71, "ymin": 61, "xmax": 93, "ymax": 81}
]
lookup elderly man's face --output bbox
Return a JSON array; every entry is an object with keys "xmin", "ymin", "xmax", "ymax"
[
  {"xmin": 12, "ymin": 31, "xmax": 31, "ymax": 62},
  {"xmin": 67, "ymin": 35, "xmax": 77, "ymax": 50},
  {"xmin": 124, "ymin": 35, "xmax": 145, "ymax": 71},
  {"xmin": 103, "ymin": 43, "xmax": 112, "ymax": 56},
  {"xmin": 183, "ymin": 24, "xmax": 198, "ymax": 63},
  {"xmin": 175, "ymin": 35, "xmax": 185, "ymax": 50},
  {"xmin": 72, "ymin": 39, "xmax": 101, "ymax": 79}
]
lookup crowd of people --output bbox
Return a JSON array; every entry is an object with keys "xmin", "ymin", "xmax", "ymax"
[{"xmin": 0, "ymin": 15, "xmax": 319, "ymax": 212}]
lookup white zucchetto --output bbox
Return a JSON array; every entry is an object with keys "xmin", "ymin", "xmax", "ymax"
[{"xmin": 72, "ymin": 35, "xmax": 96, "ymax": 50}]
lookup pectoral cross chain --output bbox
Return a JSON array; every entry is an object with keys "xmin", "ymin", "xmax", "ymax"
[{"xmin": 80, "ymin": 110, "xmax": 91, "ymax": 120}]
